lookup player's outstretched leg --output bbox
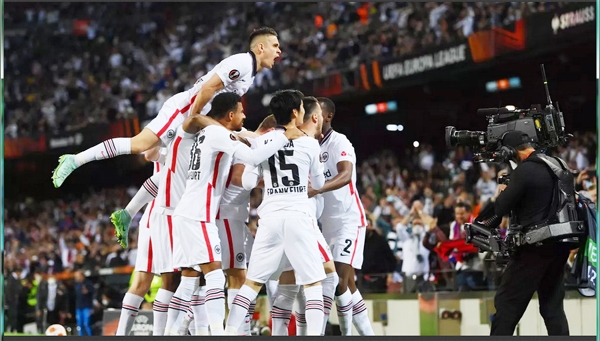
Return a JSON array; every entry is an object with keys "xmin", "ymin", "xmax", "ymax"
[{"xmin": 52, "ymin": 128, "xmax": 160, "ymax": 188}]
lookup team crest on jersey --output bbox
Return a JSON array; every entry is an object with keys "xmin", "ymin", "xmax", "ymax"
[
  {"xmin": 341, "ymin": 151, "xmax": 347, "ymax": 156},
  {"xmin": 167, "ymin": 129, "xmax": 175, "ymax": 139},
  {"xmin": 236, "ymin": 253, "xmax": 245, "ymax": 263},
  {"xmin": 229, "ymin": 69, "xmax": 240, "ymax": 81},
  {"xmin": 320, "ymin": 152, "xmax": 329, "ymax": 162},
  {"xmin": 215, "ymin": 245, "xmax": 221, "ymax": 255},
  {"xmin": 230, "ymin": 133, "xmax": 237, "ymax": 141}
]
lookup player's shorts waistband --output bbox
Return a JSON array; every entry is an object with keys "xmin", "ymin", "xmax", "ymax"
[{"xmin": 155, "ymin": 207, "xmax": 176, "ymax": 216}]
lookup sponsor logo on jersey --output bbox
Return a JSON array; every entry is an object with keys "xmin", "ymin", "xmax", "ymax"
[
  {"xmin": 341, "ymin": 151, "xmax": 347, "ymax": 156},
  {"xmin": 229, "ymin": 69, "xmax": 240, "ymax": 81},
  {"xmin": 215, "ymin": 245, "xmax": 221, "ymax": 255},
  {"xmin": 230, "ymin": 133, "xmax": 237, "ymax": 141},
  {"xmin": 167, "ymin": 129, "xmax": 176, "ymax": 139},
  {"xmin": 320, "ymin": 152, "xmax": 329, "ymax": 162}
]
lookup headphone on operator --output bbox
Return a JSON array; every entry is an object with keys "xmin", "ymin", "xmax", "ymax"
[{"xmin": 498, "ymin": 131, "xmax": 534, "ymax": 162}]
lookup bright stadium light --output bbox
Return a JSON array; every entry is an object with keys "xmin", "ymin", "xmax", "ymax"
[
  {"xmin": 397, "ymin": 124, "xmax": 404, "ymax": 131},
  {"xmin": 386, "ymin": 124, "xmax": 398, "ymax": 131},
  {"xmin": 413, "ymin": 141, "xmax": 420, "ymax": 148},
  {"xmin": 505, "ymin": 105, "xmax": 516, "ymax": 110}
]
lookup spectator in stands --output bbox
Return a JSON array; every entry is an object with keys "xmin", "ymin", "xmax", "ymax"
[
  {"xmin": 74, "ymin": 270, "xmax": 95, "ymax": 336},
  {"xmin": 395, "ymin": 203, "xmax": 431, "ymax": 293},
  {"xmin": 36, "ymin": 274, "xmax": 69, "ymax": 334},
  {"xmin": 361, "ymin": 215, "xmax": 398, "ymax": 293},
  {"xmin": 448, "ymin": 202, "xmax": 485, "ymax": 291},
  {"xmin": 6, "ymin": 267, "xmax": 29, "ymax": 333}
]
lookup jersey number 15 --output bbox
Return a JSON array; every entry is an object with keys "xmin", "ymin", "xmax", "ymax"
[{"xmin": 268, "ymin": 150, "xmax": 299, "ymax": 188}]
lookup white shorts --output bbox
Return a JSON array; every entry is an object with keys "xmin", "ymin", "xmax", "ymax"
[
  {"xmin": 321, "ymin": 217, "xmax": 365, "ymax": 269},
  {"xmin": 149, "ymin": 211, "xmax": 177, "ymax": 274},
  {"xmin": 134, "ymin": 204, "xmax": 156, "ymax": 274},
  {"xmin": 244, "ymin": 224, "xmax": 254, "ymax": 263},
  {"xmin": 274, "ymin": 220, "xmax": 332, "ymax": 275},
  {"xmin": 145, "ymin": 93, "xmax": 194, "ymax": 147},
  {"xmin": 172, "ymin": 216, "xmax": 222, "ymax": 268},
  {"xmin": 216, "ymin": 219, "xmax": 247, "ymax": 270},
  {"xmin": 246, "ymin": 215, "xmax": 326, "ymax": 286}
]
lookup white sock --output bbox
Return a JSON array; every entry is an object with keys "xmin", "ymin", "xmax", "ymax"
[
  {"xmin": 335, "ymin": 289, "xmax": 353, "ymax": 336},
  {"xmin": 227, "ymin": 288, "xmax": 239, "ymax": 311},
  {"xmin": 165, "ymin": 276, "xmax": 198, "ymax": 335},
  {"xmin": 191, "ymin": 286, "xmax": 210, "ymax": 335},
  {"xmin": 303, "ymin": 286, "xmax": 324, "ymax": 336},
  {"xmin": 204, "ymin": 270, "xmax": 226, "ymax": 335},
  {"xmin": 225, "ymin": 284, "xmax": 259, "ymax": 335},
  {"xmin": 352, "ymin": 290, "xmax": 374, "ymax": 335},
  {"xmin": 271, "ymin": 284, "xmax": 299, "ymax": 336},
  {"xmin": 265, "ymin": 280, "xmax": 279, "ymax": 311},
  {"xmin": 322, "ymin": 272, "xmax": 339, "ymax": 335},
  {"xmin": 294, "ymin": 287, "xmax": 307, "ymax": 336},
  {"xmin": 185, "ymin": 305, "xmax": 196, "ymax": 335},
  {"xmin": 125, "ymin": 174, "xmax": 159, "ymax": 217},
  {"xmin": 152, "ymin": 289, "xmax": 173, "ymax": 336},
  {"xmin": 74, "ymin": 138, "xmax": 131, "ymax": 166},
  {"xmin": 177, "ymin": 306, "xmax": 194, "ymax": 335},
  {"xmin": 243, "ymin": 300, "xmax": 256, "ymax": 336},
  {"xmin": 116, "ymin": 293, "xmax": 144, "ymax": 335}
]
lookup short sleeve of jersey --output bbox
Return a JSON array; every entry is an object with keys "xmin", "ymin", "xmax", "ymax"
[
  {"xmin": 331, "ymin": 137, "xmax": 355, "ymax": 165},
  {"xmin": 214, "ymin": 53, "xmax": 252, "ymax": 88},
  {"xmin": 207, "ymin": 125, "xmax": 244, "ymax": 156}
]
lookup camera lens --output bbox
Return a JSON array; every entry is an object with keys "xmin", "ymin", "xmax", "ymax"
[{"xmin": 445, "ymin": 126, "xmax": 487, "ymax": 148}]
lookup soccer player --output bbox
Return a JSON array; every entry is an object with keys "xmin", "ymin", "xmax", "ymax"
[
  {"xmin": 150, "ymin": 113, "xmax": 217, "ymax": 335},
  {"xmin": 216, "ymin": 115, "xmax": 278, "ymax": 325},
  {"xmin": 114, "ymin": 156, "xmax": 162, "ymax": 336},
  {"xmin": 264, "ymin": 96, "xmax": 338, "ymax": 336},
  {"xmin": 170, "ymin": 92, "xmax": 303, "ymax": 335},
  {"xmin": 51, "ymin": 27, "xmax": 281, "ymax": 188},
  {"xmin": 309, "ymin": 97, "xmax": 374, "ymax": 336},
  {"xmin": 225, "ymin": 90, "xmax": 326, "ymax": 336}
]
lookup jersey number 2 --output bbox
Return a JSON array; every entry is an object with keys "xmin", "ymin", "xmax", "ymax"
[{"xmin": 268, "ymin": 150, "xmax": 299, "ymax": 188}]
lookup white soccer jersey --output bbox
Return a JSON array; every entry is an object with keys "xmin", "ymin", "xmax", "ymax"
[
  {"xmin": 319, "ymin": 129, "xmax": 367, "ymax": 226},
  {"xmin": 175, "ymin": 125, "xmax": 289, "ymax": 222},
  {"xmin": 175, "ymin": 52, "xmax": 256, "ymax": 116},
  {"xmin": 156, "ymin": 126, "xmax": 196, "ymax": 209},
  {"xmin": 245, "ymin": 133, "xmax": 325, "ymax": 218},
  {"xmin": 217, "ymin": 157, "xmax": 252, "ymax": 222}
]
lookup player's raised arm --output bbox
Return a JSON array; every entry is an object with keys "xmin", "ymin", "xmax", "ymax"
[
  {"xmin": 182, "ymin": 113, "xmax": 221, "ymax": 135},
  {"xmin": 231, "ymin": 128, "xmax": 303, "ymax": 167}
]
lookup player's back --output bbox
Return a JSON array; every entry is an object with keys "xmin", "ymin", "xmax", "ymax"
[
  {"xmin": 319, "ymin": 130, "xmax": 366, "ymax": 226},
  {"xmin": 171, "ymin": 52, "xmax": 256, "ymax": 116},
  {"xmin": 255, "ymin": 134, "xmax": 323, "ymax": 218}
]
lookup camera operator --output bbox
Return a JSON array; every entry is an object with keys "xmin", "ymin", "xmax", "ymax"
[{"xmin": 490, "ymin": 131, "xmax": 571, "ymax": 336}]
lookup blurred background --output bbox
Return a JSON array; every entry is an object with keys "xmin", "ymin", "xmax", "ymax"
[{"xmin": 3, "ymin": 1, "xmax": 597, "ymax": 336}]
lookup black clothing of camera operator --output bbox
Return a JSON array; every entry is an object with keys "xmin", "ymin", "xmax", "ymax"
[{"xmin": 490, "ymin": 131, "xmax": 571, "ymax": 336}]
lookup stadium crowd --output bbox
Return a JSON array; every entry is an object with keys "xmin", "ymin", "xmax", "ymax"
[
  {"xmin": 4, "ymin": 130, "xmax": 595, "ymax": 334},
  {"xmin": 4, "ymin": 2, "xmax": 568, "ymax": 138}
]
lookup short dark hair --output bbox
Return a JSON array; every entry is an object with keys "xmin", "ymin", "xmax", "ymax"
[
  {"xmin": 269, "ymin": 89, "xmax": 303, "ymax": 125},
  {"xmin": 249, "ymin": 27, "xmax": 278, "ymax": 45},
  {"xmin": 317, "ymin": 97, "xmax": 335, "ymax": 116},
  {"xmin": 516, "ymin": 143, "xmax": 535, "ymax": 151},
  {"xmin": 302, "ymin": 96, "xmax": 319, "ymax": 122},
  {"xmin": 257, "ymin": 114, "xmax": 277, "ymax": 132},
  {"xmin": 207, "ymin": 92, "xmax": 242, "ymax": 119},
  {"xmin": 455, "ymin": 201, "xmax": 472, "ymax": 212}
]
